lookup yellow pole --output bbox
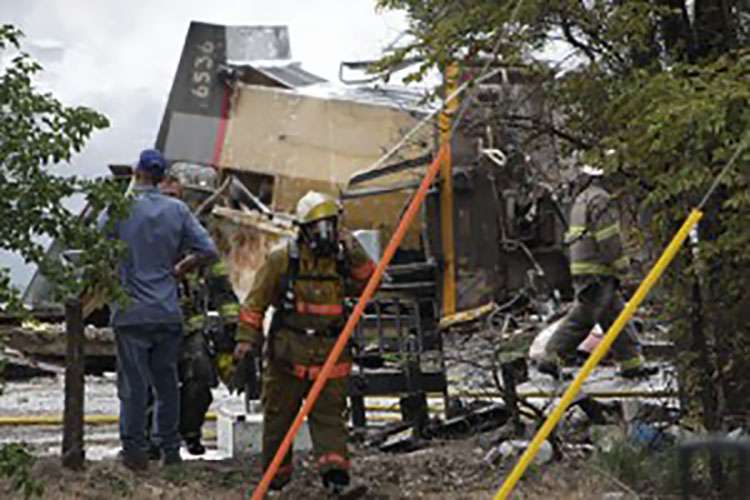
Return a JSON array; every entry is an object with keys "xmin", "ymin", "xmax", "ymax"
[
  {"xmin": 495, "ymin": 208, "xmax": 703, "ymax": 499},
  {"xmin": 440, "ymin": 62, "xmax": 459, "ymax": 315}
]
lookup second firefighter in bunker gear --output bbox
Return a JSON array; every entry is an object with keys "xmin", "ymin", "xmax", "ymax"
[
  {"xmin": 541, "ymin": 166, "xmax": 656, "ymax": 379},
  {"xmin": 234, "ymin": 191, "xmax": 376, "ymax": 492},
  {"xmin": 158, "ymin": 173, "xmax": 245, "ymax": 456},
  {"xmin": 179, "ymin": 256, "xmax": 240, "ymax": 455}
]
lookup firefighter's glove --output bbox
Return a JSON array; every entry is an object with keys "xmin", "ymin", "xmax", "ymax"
[
  {"xmin": 233, "ymin": 340, "xmax": 260, "ymax": 361},
  {"xmin": 228, "ymin": 343, "xmax": 261, "ymax": 396}
]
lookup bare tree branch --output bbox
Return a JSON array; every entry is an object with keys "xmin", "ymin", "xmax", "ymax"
[{"xmin": 501, "ymin": 113, "xmax": 594, "ymax": 149}]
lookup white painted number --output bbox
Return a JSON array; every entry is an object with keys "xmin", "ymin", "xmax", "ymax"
[
  {"xmin": 191, "ymin": 86, "xmax": 209, "ymax": 98},
  {"xmin": 193, "ymin": 71, "xmax": 210, "ymax": 84},
  {"xmin": 194, "ymin": 55, "xmax": 213, "ymax": 70},
  {"xmin": 191, "ymin": 40, "xmax": 216, "ymax": 100}
]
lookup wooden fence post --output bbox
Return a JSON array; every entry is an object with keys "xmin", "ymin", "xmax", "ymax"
[{"xmin": 61, "ymin": 298, "xmax": 85, "ymax": 469}]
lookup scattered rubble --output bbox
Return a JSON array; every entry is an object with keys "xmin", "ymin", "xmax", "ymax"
[
  {"xmin": 489, "ymin": 439, "xmax": 553, "ymax": 466},
  {"xmin": 0, "ymin": 304, "xmax": 734, "ymax": 499}
]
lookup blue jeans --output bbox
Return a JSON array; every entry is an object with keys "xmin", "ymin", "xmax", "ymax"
[{"xmin": 115, "ymin": 323, "xmax": 183, "ymax": 455}]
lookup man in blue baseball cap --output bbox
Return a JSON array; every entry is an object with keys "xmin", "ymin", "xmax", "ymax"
[
  {"xmin": 137, "ymin": 148, "xmax": 168, "ymax": 179},
  {"xmin": 102, "ymin": 148, "xmax": 219, "ymax": 471}
]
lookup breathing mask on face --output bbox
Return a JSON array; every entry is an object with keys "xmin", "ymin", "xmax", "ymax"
[{"xmin": 302, "ymin": 217, "xmax": 339, "ymax": 257}]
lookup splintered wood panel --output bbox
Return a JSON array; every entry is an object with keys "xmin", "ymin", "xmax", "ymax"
[
  {"xmin": 219, "ymin": 84, "xmax": 431, "ymax": 250},
  {"xmin": 212, "ymin": 207, "xmax": 295, "ymax": 301},
  {"xmin": 219, "ymin": 85, "xmax": 429, "ymax": 192},
  {"xmin": 344, "ymin": 189, "xmax": 420, "ymax": 249}
]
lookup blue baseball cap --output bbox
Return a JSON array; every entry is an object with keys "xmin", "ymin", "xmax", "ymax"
[{"xmin": 136, "ymin": 149, "xmax": 167, "ymax": 177}]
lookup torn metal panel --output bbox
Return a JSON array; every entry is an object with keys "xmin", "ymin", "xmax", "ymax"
[
  {"xmin": 297, "ymin": 84, "xmax": 432, "ymax": 114},
  {"xmin": 422, "ymin": 159, "xmax": 570, "ymax": 311},
  {"xmin": 428, "ymin": 402, "xmax": 509, "ymax": 438},
  {"xmin": 448, "ymin": 152, "xmax": 569, "ymax": 310},
  {"xmin": 210, "ymin": 206, "xmax": 294, "ymax": 301},
  {"xmin": 252, "ymin": 63, "xmax": 326, "ymax": 88},
  {"xmin": 453, "ymin": 64, "xmax": 556, "ymax": 170},
  {"xmin": 426, "ymin": 166, "xmax": 504, "ymax": 311},
  {"xmin": 230, "ymin": 62, "xmax": 327, "ymax": 90},
  {"xmin": 335, "ymin": 63, "xmax": 572, "ymax": 314},
  {"xmin": 347, "ymin": 153, "xmax": 433, "ymax": 187},
  {"xmin": 341, "ymin": 180, "xmax": 422, "ymax": 200}
]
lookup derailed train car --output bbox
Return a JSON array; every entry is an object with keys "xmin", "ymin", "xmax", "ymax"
[
  {"xmin": 20, "ymin": 21, "xmax": 572, "ymax": 427},
  {"xmin": 164, "ymin": 23, "xmax": 573, "ymax": 425}
]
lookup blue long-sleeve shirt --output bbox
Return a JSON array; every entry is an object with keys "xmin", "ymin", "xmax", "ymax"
[{"xmin": 102, "ymin": 185, "xmax": 218, "ymax": 326}]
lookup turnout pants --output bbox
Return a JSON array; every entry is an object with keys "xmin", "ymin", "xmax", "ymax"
[
  {"xmin": 179, "ymin": 382, "xmax": 213, "ymax": 443},
  {"xmin": 261, "ymin": 359, "xmax": 349, "ymax": 479},
  {"xmin": 546, "ymin": 275, "xmax": 642, "ymax": 368},
  {"xmin": 178, "ymin": 330, "xmax": 217, "ymax": 442}
]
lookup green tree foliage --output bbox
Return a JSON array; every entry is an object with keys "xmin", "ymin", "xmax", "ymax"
[
  {"xmin": 0, "ymin": 25, "xmax": 130, "ymax": 309},
  {"xmin": 378, "ymin": 0, "xmax": 750, "ymax": 426},
  {"xmin": 0, "ymin": 443, "xmax": 44, "ymax": 499}
]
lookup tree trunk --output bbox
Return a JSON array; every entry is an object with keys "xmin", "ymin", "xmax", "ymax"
[
  {"xmin": 659, "ymin": 0, "xmax": 695, "ymax": 62},
  {"xmin": 693, "ymin": 0, "xmax": 737, "ymax": 59},
  {"xmin": 689, "ymin": 273, "xmax": 724, "ymax": 492},
  {"xmin": 61, "ymin": 299, "xmax": 85, "ymax": 470}
]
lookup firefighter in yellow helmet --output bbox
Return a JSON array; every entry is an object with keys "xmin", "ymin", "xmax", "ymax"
[
  {"xmin": 234, "ymin": 191, "xmax": 376, "ymax": 493},
  {"xmin": 539, "ymin": 163, "xmax": 657, "ymax": 379}
]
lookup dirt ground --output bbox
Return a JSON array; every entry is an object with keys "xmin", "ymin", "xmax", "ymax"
[
  {"xmin": 0, "ymin": 436, "xmax": 630, "ymax": 500},
  {"xmin": 0, "ymin": 316, "xmax": 673, "ymax": 499}
]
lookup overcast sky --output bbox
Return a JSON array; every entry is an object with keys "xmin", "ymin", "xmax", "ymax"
[{"xmin": 1, "ymin": 0, "xmax": 408, "ymax": 288}]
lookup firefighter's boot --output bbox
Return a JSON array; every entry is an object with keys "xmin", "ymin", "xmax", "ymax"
[{"xmin": 322, "ymin": 468, "xmax": 350, "ymax": 495}]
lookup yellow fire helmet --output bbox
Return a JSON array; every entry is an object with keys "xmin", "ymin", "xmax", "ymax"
[{"xmin": 295, "ymin": 191, "xmax": 341, "ymax": 225}]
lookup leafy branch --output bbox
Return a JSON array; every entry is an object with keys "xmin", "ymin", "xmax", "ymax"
[{"xmin": 0, "ymin": 24, "xmax": 130, "ymax": 309}]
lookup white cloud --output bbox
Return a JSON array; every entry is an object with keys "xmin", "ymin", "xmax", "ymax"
[
  {"xmin": 0, "ymin": 0, "xmax": 408, "ymax": 287},
  {"xmin": 4, "ymin": 0, "xmax": 408, "ymax": 165}
]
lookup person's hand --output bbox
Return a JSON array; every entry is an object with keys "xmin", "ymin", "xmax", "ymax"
[
  {"xmin": 173, "ymin": 254, "xmax": 198, "ymax": 278},
  {"xmin": 173, "ymin": 261, "xmax": 188, "ymax": 278},
  {"xmin": 233, "ymin": 341, "xmax": 259, "ymax": 361}
]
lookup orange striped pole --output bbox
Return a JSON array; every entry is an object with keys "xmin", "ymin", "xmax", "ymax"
[{"xmin": 249, "ymin": 145, "xmax": 449, "ymax": 499}]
